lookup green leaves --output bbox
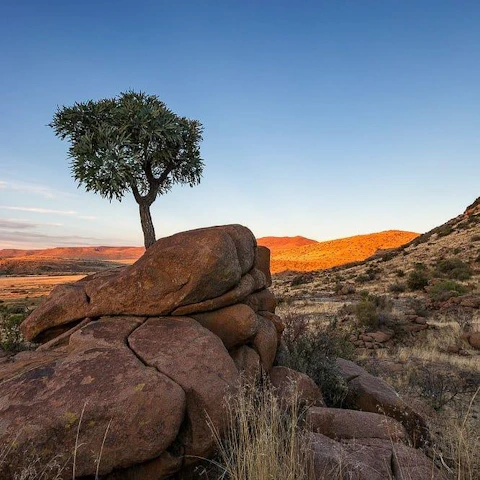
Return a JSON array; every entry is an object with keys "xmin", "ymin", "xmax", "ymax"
[{"xmin": 50, "ymin": 90, "xmax": 204, "ymax": 203}]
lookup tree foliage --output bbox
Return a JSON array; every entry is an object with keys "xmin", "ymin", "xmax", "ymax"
[{"xmin": 50, "ymin": 91, "xmax": 204, "ymax": 247}]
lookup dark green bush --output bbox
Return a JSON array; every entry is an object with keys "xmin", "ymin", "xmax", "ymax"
[
  {"xmin": 429, "ymin": 280, "xmax": 469, "ymax": 302},
  {"xmin": 389, "ymin": 281, "xmax": 406, "ymax": 293},
  {"xmin": 281, "ymin": 319, "xmax": 354, "ymax": 407},
  {"xmin": 437, "ymin": 225, "xmax": 453, "ymax": 237},
  {"xmin": 355, "ymin": 299, "xmax": 379, "ymax": 328},
  {"xmin": 407, "ymin": 269, "xmax": 430, "ymax": 291},
  {"xmin": 435, "ymin": 258, "xmax": 472, "ymax": 280},
  {"xmin": 0, "ymin": 304, "xmax": 28, "ymax": 351}
]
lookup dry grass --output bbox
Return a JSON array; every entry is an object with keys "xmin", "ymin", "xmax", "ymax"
[
  {"xmin": 431, "ymin": 389, "xmax": 480, "ymax": 480},
  {"xmin": 210, "ymin": 379, "xmax": 314, "ymax": 480}
]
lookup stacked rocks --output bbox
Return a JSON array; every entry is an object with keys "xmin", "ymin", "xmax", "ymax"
[
  {"xmin": 0, "ymin": 224, "xmax": 448, "ymax": 479},
  {"xmin": 1, "ymin": 225, "xmax": 282, "ymax": 479}
]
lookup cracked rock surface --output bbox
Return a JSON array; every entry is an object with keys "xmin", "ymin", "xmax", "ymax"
[{"xmin": 1, "ymin": 225, "xmax": 278, "ymax": 479}]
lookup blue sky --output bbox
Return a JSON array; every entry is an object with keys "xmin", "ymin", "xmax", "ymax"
[{"xmin": 0, "ymin": 1, "xmax": 479, "ymax": 249}]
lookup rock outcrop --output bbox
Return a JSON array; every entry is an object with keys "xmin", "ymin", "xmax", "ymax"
[
  {"xmin": 0, "ymin": 224, "xmax": 448, "ymax": 479},
  {"xmin": 1, "ymin": 225, "xmax": 279, "ymax": 480}
]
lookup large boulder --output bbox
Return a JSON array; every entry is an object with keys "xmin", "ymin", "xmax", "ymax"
[
  {"xmin": 307, "ymin": 407, "xmax": 408, "ymax": 443},
  {"xmin": 336, "ymin": 358, "xmax": 429, "ymax": 447},
  {"xmin": 0, "ymin": 318, "xmax": 187, "ymax": 478},
  {"xmin": 191, "ymin": 304, "xmax": 259, "ymax": 350},
  {"xmin": 309, "ymin": 433, "xmax": 448, "ymax": 480},
  {"xmin": 21, "ymin": 225, "xmax": 258, "ymax": 342},
  {"xmin": 2, "ymin": 225, "xmax": 278, "ymax": 479},
  {"xmin": 270, "ymin": 366, "xmax": 324, "ymax": 408}
]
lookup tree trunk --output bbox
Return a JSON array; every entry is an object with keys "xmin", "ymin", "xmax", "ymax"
[{"xmin": 139, "ymin": 203, "xmax": 156, "ymax": 249}]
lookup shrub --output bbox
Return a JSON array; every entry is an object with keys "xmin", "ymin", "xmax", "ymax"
[
  {"xmin": 355, "ymin": 299, "xmax": 379, "ymax": 328},
  {"xmin": 290, "ymin": 274, "xmax": 313, "ymax": 287},
  {"xmin": 471, "ymin": 235, "xmax": 480, "ymax": 242},
  {"xmin": 0, "ymin": 304, "xmax": 27, "ymax": 351},
  {"xmin": 407, "ymin": 269, "xmax": 430, "ymax": 291},
  {"xmin": 395, "ymin": 269, "xmax": 405, "ymax": 277},
  {"xmin": 429, "ymin": 280, "xmax": 469, "ymax": 302},
  {"xmin": 282, "ymin": 320, "xmax": 354, "ymax": 407},
  {"xmin": 437, "ymin": 224, "xmax": 453, "ymax": 237},
  {"xmin": 407, "ymin": 366, "xmax": 480, "ymax": 411},
  {"xmin": 435, "ymin": 258, "xmax": 472, "ymax": 281},
  {"xmin": 389, "ymin": 281, "xmax": 406, "ymax": 293}
]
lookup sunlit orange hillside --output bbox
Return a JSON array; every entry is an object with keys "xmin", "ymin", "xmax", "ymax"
[
  {"xmin": 256, "ymin": 236, "xmax": 318, "ymax": 253},
  {"xmin": 0, "ymin": 246, "xmax": 144, "ymax": 262},
  {"xmin": 259, "ymin": 230, "xmax": 419, "ymax": 273}
]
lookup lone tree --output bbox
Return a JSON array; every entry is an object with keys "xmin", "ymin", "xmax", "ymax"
[{"xmin": 50, "ymin": 91, "xmax": 204, "ymax": 248}]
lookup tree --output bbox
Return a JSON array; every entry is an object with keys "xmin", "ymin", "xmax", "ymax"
[{"xmin": 50, "ymin": 91, "xmax": 204, "ymax": 248}]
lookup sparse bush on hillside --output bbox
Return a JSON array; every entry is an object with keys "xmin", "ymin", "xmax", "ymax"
[
  {"xmin": 354, "ymin": 294, "xmax": 396, "ymax": 329},
  {"xmin": 395, "ymin": 268, "xmax": 405, "ymax": 277},
  {"xmin": 406, "ymin": 366, "xmax": 480, "ymax": 411},
  {"xmin": 389, "ymin": 281, "xmax": 406, "ymax": 293},
  {"xmin": 290, "ymin": 273, "xmax": 313, "ymax": 287},
  {"xmin": 407, "ymin": 267, "xmax": 430, "ymax": 291},
  {"xmin": 334, "ymin": 282, "xmax": 355, "ymax": 295},
  {"xmin": 437, "ymin": 224, "xmax": 454, "ymax": 237},
  {"xmin": 471, "ymin": 234, "xmax": 480, "ymax": 242},
  {"xmin": 355, "ymin": 298, "xmax": 379, "ymax": 328},
  {"xmin": 407, "ymin": 298, "xmax": 429, "ymax": 318},
  {"xmin": 434, "ymin": 258, "xmax": 473, "ymax": 281},
  {"xmin": 428, "ymin": 280, "xmax": 469, "ymax": 302},
  {"xmin": 281, "ymin": 318, "xmax": 353, "ymax": 407}
]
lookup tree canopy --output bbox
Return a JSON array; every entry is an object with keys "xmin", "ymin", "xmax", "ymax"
[{"xmin": 50, "ymin": 91, "xmax": 204, "ymax": 248}]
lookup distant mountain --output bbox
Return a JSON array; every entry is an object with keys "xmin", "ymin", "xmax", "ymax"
[
  {"xmin": 0, "ymin": 246, "xmax": 144, "ymax": 276},
  {"xmin": 0, "ymin": 246, "xmax": 144, "ymax": 261},
  {"xmin": 257, "ymin": 236, "xmax": 318, "ymax": 253},
  {"xmin": 1, "ymin": 230, "xmax": 419, "ymax": 276},
  {"xmin": 261, "ymin": 230, "xmax": 419, "ymax": 273}
]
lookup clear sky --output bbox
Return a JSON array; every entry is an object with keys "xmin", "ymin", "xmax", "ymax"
[{"xmin": 0, "ymin": 1, "xmax": 479, "ymax": 249}]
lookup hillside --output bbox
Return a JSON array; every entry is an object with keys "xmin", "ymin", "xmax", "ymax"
[
  {"xmin": 0, "ymin": 246, "xmax": 143, "ymax": 276},
  {"xmin": 257, "ymin": 236, "xmax": 318, "ymax": 252},
  {"xmin": 0, "ymin": 246, "xmax": 144, "ymax": 261},
  {"xmin": 262, "ymin": 230, "xmax": 419, "ymax": 273}
]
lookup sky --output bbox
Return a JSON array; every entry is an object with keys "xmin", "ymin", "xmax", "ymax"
[{"xmin": 0, "ymin": 1, "xmax": 479, "ymax": 249}]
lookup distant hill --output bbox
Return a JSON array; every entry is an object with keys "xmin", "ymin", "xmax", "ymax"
[
  {"xmin": 257, "ymin": 236, "xmax": 318, "ymax": 253},
  {"xmin": 0, "ymin": 246, "xmax": 144, "ymax": 261},
  {"xmin": 261, "ymin": 230, "xmax": 419, "ymax": 273},
  {"xmin": 0, "ymin": 246, "xmax": 144, "ymax": 276},
  {"xmin": 1, "ymin": 230, "xmax": 419, "ymax": 276}
]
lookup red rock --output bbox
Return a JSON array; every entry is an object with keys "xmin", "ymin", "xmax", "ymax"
[
  {"xmin": 252, "ymin": 314, "xmax": 278, "ymax": 372},
  {"xmin": 408, "ymin": 324, "xmax": 428, "ymax": 332},
  {"xmin": 336, "ymin": 358, "xmax": 429, "ymax": 447},
  {"xmin": 307, "ymin": 407, "xmax": 408, "ymax": 442},
  {"xmin": 468, "ymin": 332, "xmax": 480, "ymax": 350},
  {"xmin": 128, "ymin": 316, "xmax": 239, "ymax": 460},
  {"xmin": 230, "ymin": 345, "xmax": 261, "ymax": 383},
  {"xmin": 368, "ymin": 331, "xmax": 393, "ymax": 343},
  {"xmin": 414, "ymin": 317, "xmax": 427, "ymax": 325},
  {"xmin": 21, "ymin": 225, "xmax": 258, "ymax": 341},
  {"xmin": 242, "ymin": 288, "xmax": 276, "ymax": 313},
  {"xmin": 259, "ymin": 311, "xmax": 284, "ymax": 342},
  {"xmin": 191, "ymin": 304, "xmax": 259, "ymax": 350},
  {"xmin": 0, "ymin": 317, "xmax": 186, "ymax": 478},
  {"xmin": 309, "ymin": 433, "xmax": 392, "ymax": 480},
  {"xmin": 172, "ymin": 267, "xmax": 266, "ymax": 316},
  {"xmin": 254, "ymin": 246, "xmax": 272, "ymax": 287},
  {"xmin": 392, "ymin": 443, "xmax": 449, "ymax": 479},
  {"xmin": 270, "ymin": 366, "xmax": 324, "ymax": 408}
]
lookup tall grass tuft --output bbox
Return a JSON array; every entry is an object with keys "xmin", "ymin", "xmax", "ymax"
[{"xmin": 210, "ymin": 379, "xmax": 314, "ymax": 480}]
